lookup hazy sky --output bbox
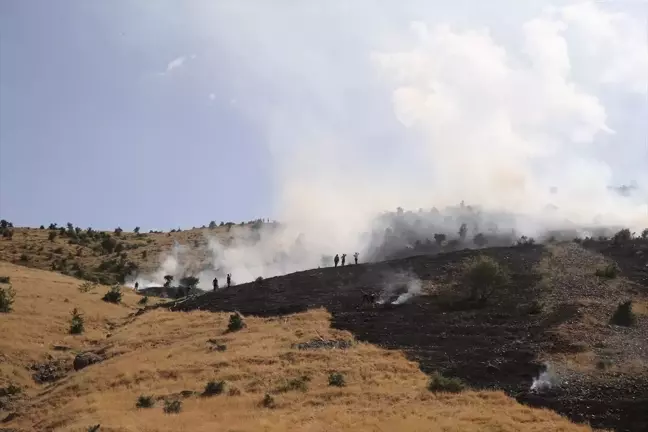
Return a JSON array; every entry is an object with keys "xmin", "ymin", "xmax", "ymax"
[{"xmin": 1, "ymin": 0, "xmax": 647, "ymax": 231}]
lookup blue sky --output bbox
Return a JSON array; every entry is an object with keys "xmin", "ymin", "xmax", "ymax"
[
  {"xmin": 0, "ymin": 1, "xmax": 273, "ymax": 230},
  {"xmin": 1, "ymin": 1, "xmax": 646, "ymax": 233}
]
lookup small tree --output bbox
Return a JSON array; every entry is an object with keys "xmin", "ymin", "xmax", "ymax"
[
  {"xmin": 179, "ymin": 276, "xmax": 199, "ymax": 290},
  {"xmin": 641, "ymin": 228, "xmax": 648, "ymax": 239},
  {"xmin": 203, "ymin": 380, "xmax": 226, "ymax": 396},
  {"xmin": 163, "ymin": 275, "xmax": 174, "ymax": 288},
  {"xmin": 69, "ymin": 308, "xmax": 84, "ymax": 334},
  {"xmin": 2, "ymin": 230, "xmax": 13, "ymax": 239},
  {"xmin": 227, "ymin": 312, "xmax": 245, "ymax": 332},
  {"xmin": 328, "ymin": 372, "xmax": 346, "ymax": 387},
  {"xmin": 0, "ymin": 283, "xmax": 16, "ymax": 313},
  {"xmin": 39, "ymin": 225, "xmax": 45, "ymax": 229},
  {"xmin": 102, "ymin": 285, "xmax": 122, "ymax": 303},
  {"xmin": 610, "ymin": 300, "xmax": 637, "ymax": 327},
  {"xmin": 114, "ymin": 227, "xmax": 123, "ymax": 236},
  {"xmin": 427, "ymin": 372, "xmax": 464, "ymax": 393},
  {"xmin": 48, "ymin": 223, "xmax": 58, "ymax": 230},
  {"xmin": 613, "ymin": 228, "xmax": 632, "ymax": 244},
  {"xmin": 0, "ymin": 220, "xmax": 8, "ymax": 229},
  {"xmin": 136, "ymin": 395, "xmax": 154, "ymax": 408},
  {"xmin": 209, "ymin": 221, "xmax": 217, "ymax": 229},
  {"xmin": 461, "ymin": 255, "xmax": 510, "ymax": 303},
  {"xmin": 473, "ymin": 233, "xmax": 488, "ymax": 247},
  {"xmin": 434, "ymin": 233, "xmax": 446, "ymax": 245},
  {"xmin": 133, "ymin": 226, "xmax": 140, "ymax": 234}
]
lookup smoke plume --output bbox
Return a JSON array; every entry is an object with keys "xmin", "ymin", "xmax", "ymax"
[{"xmin": 133, "ymin": 1, "xmax": 647, "ymax": 287}]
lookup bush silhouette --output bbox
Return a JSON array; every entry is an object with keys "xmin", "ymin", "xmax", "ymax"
[
  {"xmin": 613, "ymin": 228, "xmax": 632, "ymax": 244},
  {"xmin": 461, "ymin": 255, "xmax": 510, "ymax": 303},
  {"xmin": 642, "ymin": 228, "xmax": 648, "ymax": 239},
  {"xmin": 328, "ymin": 372, "xmax": 346, "ymax": 387},
  {"xmin": 163, "ymin": 399, "xmax": 181, "ymax": 414},
  {"xmin": 610, "ymin": 301, "xmax": 636, "ymax": 327},
  {"xmin": 427, "ymin": 372, "xmax": 464, "ymax": 393},
  {"xmin": 136, "ymin": 395, "xmax": 154, "ymax": 408},
  {"xmin": 0, "ymin": 283, "xmax": 16, "ymax": 313},
  {"xmin": 227, "ymin": 312, "xmax": 245, "ymax": 332},
  {"xmin": 203, "ymin": 380, "xmax": 226, "ymax": 396},
  {"xmin": 69, "ymin": 308, "xmax": 84, "ymax": 334},
  {"xmin": 595, "ymin": 264, "xmax": 619, "ymax": 279},
  {"xmin": 102, "ymin": 285, "xmax": 122, "ymax": 304}
]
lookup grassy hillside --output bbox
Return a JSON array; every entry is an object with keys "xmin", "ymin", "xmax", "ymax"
[
  {"xmin": 0, "ymin": 262, "xmax": 592, "ymax": 432},
  {"xmin": 0, "ymin": 223, "xmax": 236, "ymax": 286}
]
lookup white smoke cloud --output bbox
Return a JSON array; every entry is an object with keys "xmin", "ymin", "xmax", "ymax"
[{"xmin": 133, "ymin": 1, "xmax": 647, "ymax": 286}]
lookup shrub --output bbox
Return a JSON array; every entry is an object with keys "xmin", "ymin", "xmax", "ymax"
[
  {"xmin": 434, "ymin": 233, "xmax": 446, "ymax": 245},
  {"xmin": 277, "ymin": 376, "xmax": 310, "ymax": 393},
  {"xmin": 517, "ymin": 236, "xmax": 536, "ymax": 246},
  {"xmin": 134, "ymin": 227, "xmax": 140, "ymax": 234},
  {"xmin": 596, "ymin": 359, "xmax": 614, "ymax": 370},
  {"xmin": 48, "ymin": 231, "xmax": 57, "ymax": 241},
  {"xmin": 0, "ymin": 283, "xmax": 16, "ymax": 313},
  {"xmin": 87, "ymin": 425, "xmax": 100, "ymax": 432},
  {"xmin": 78, "ymin": 281, "xmax": 97, "ymax": 293},
  {"xmin": 101, "ymin": 236, "xmax": 117, "ymax": 254},
  {"xmin": 209, "ymin": 221, "xmax": 217, "ymax": 229},
  {"xmin": 473, "ymin": 233, "xmax": 488, "ymax": 247},
  {"xmin": 2, "ymin": 229, "xmax": 13, "ymax": 239},
  {"xmin": 114, "ymin": 227, "xmax": 123, "ymax": 236},
  {"xmin": 613, "ymin": 228, "xmax": 632, "ymax": 244},
  {"xmin": 202, "ymin": 380, "xmax": 226, "ymax": 396},
  {"xmin": 102, "ymin": 285, "xmax": 122, "ymax": 304},
  {"xmin": 328, "ymin": 372, "xmax": 346, "ymax": 387},
  {"xmin": 138, "ymin": 296, "xmax": 149, "ymax": 305},
  {"xmin": 0, "ymin": 276, "xmax": 10, "ymax": 284},
  {"xmin": 179, "ymin": 276, "xmax": 199, "ymax": 290},
  {"xmin": 163, "ymin": 399, "xmax": 182, "ymax": 414},
  {"xmin": 114, "ymin": 242, "xmax": 124, "ymax": 254},
  {"xmin": 136, "ymin": 395, "xmax": 155, "ymax": 408},
  {"xmin": 595, "ymin": 263, "xmax": 619, "ymax": 279},
  {"xmin": 261, "ymin": 394, "xmax": 276, "ymax": 408},
  {"xmin": 39, "ymin": 225, "xmax": 45, "ymax": 230},
  {"xmin": 427, "ymin": 371, "xmax": 465, "ymax": 393},
  {"xmin": 0, "ymin": 220, "xmax": 8, "ymax": 229},
  {"xmin": 141, "ymin": 250, "xmax": 147, "ymax": 259},
  {"xmin": 4, "ymin": 383, "xmax": 21, "ymax": 396},
  {"xmin": 528, "ymin": 300, "xmax": 544, "ymax": 315},
  {"xmin": 641, "ymin": 228, "xmax": 648, "ymax": 239},
  {"xmin": 163, "ymin": 275, "xmax": 174, "ymax": 288},
  {"xmin": 610, "ymin": 300, "xmax": 637, "ymax": 327},
  {"xmin": 69, "ymin": 308, "xmax": 84, "ymax": 334},
  {"xmin": 227, "ymin": 312, "xmax": 245, "ymax": 332},
  {"xmin": 255, "ymin": 276, "xmax": 264, "ymax": 285},
  {"xmin": 461, "ymin": 255, "xmax": 510, "ymax": 303}
]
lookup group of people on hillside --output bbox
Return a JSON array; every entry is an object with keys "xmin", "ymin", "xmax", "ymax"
[
  {"xmin": 212, "ymin": 273, "xmax": 232, "ymax": 291},
  {"xmin": 333, "ymin": 252, "xmax": 359, "ymax": 267}
]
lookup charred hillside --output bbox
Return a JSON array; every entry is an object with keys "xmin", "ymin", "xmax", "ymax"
[{"xmin": 167, "ymin": 241, "xmax": 648, "ymax": 432}]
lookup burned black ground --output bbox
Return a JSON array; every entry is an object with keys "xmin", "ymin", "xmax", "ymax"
[{"xmin": 166, "ymin": 241, "xmax": 648, "ymax": 432}]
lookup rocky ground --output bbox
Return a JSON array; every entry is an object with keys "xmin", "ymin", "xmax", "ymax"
[{"xmin": 166, "ymin": 241, "xmax": 648, "ymax": 432}]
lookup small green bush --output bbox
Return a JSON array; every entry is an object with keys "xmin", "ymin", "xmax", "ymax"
[
  {"xmin": 610, "ymin": 300, "xmax": 637, "ymax": 327},
  {"xmin": 595, "ymin": 263, "xmax": 619, "ymax": 279},
  {"xmin": 138, "ymin": 296, "xmax": 149, "ymax": 305},
  {"xmin": 461, "ymin": 255, "xmax": 510, "ymax": 303},
  {"xmin": 0, "ymin": 283, "xmax": 16, "ymax": 313},
  {"xmin": 261, "ymin": 393, "xmax": 276, "ymax": 408},
  {"xmin": 227, "ymin": 312, "xmax": 245, "ymax": 332},
  {"xmin": 202, "ymin": 380, "xmax": 226, "ymax": 396},
  {"xmin": 136, "ymin": 395, "xmax": 155, "ymax": 408},
  {"xmin": 328, "ymin": 372, "xmax": 346, "ymax": 387},
  {"xmin": 427, "ymin": 372, "xmax": 465, "ymax": 393},
  {"xmin": 277, "ymin": 376, "xmax": 310, "ymax": 393},
  {"xmin": 69, "ymin": 308, "xmax": 84, "ymax": 334},
  {"xmin": 613, "ymin": 228, "xmax": 632, "ymax": 244},
  {"xmin": 102, "ymin": 285, "xmax": 122, "ymax": 304},
  {"xmin": 78, "ymin": 281, "xmax": 97, "ymax": 293},
  {"xmin": 163, "ymin": 399, "xmax": 182, "ymax": 414},
  {"xmin": 0, "ymin": 276, "xmax": 10, "ymax": 284}
]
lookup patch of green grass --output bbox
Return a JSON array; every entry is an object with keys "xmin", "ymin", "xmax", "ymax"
[{"xmin": 427, "ymin": 372, "xmax": 465, "ymax": 393}]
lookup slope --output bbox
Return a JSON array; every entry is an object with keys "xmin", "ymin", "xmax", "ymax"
[{"xmin": 0, "ymin": 262, "xmax": 591, "ymax": 432}]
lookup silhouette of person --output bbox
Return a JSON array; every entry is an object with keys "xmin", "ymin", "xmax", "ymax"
[
  {"xmin": 353, "ymin": 252, "xmax": 359, "ymax": 265},
  {"xmin": 227, "ymin": 273, "xmax": 231, "ymax": 288},
  {"xmin": 213, "ymin": 277, "xmax": 219, "ymax": 291},
  {"xmin": 341, "ymin": 254, "xmax": 346, "ymax": 266},
  {"xmin": 134, "ymin": 281, "xmax": 139, "ymax": 290},
  {"xmin": 334, "ymin": 254, "xmax": 339, "ymax": 267}
]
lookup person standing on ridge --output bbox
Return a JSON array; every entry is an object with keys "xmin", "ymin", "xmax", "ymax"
[
  {"xmin": 134, "ymin": 281, "xmax": 139, "ymax": 290},
  {"xmin": 341, "ymin": 254, "xmax": 347, "ymax": 266},
  {"xmin": 353, "ymin": 252, "xmax": 359, "ymax": 265},
  {"xmin": 334, "ymin": 254, "xmax": 339, "ymax": 267},
  {"xmin": 212, "ymin": 277, "xmax": 219, "ymax": 291},
  {"xmin": 227, "ymin": 273, "xmax": 232, "ymax": 288}
]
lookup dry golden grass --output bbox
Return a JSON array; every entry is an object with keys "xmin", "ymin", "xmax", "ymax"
[
  {"xmin": 0, "ymin": 262, "xmax": 594, "ymax": 432},
  {"xmin": 0, "ymin": 226, "xmax": 232, "ymax": 283}
]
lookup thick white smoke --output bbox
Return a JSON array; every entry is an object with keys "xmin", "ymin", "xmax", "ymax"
[{"xmin": 132, "ymin": 1, "xmax": 647, "ymax": 287}]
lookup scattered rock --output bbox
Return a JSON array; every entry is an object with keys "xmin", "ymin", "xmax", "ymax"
[
  {"xmin": 30, "ymin": 359, "xmax": 68, "ymax": 384},
  {"xmin": 73, "ymin": 352, "xmax": 104, "ymax": 371},
  {"xmin": 292, "ymin": 339, "xmax": 354, "ymax": 350}
]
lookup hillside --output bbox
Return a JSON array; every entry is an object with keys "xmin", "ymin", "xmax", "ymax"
[
  {"xmin": 0, "ymin": 262, "xmax": 592, "ymax": 432},
  {"xmin": 168, "ymin": 241, "xmax": 648, "ymax": 432},
  {"xmin": 0, "ymin": 223, "xmax": 237, "ymax": 286}
]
